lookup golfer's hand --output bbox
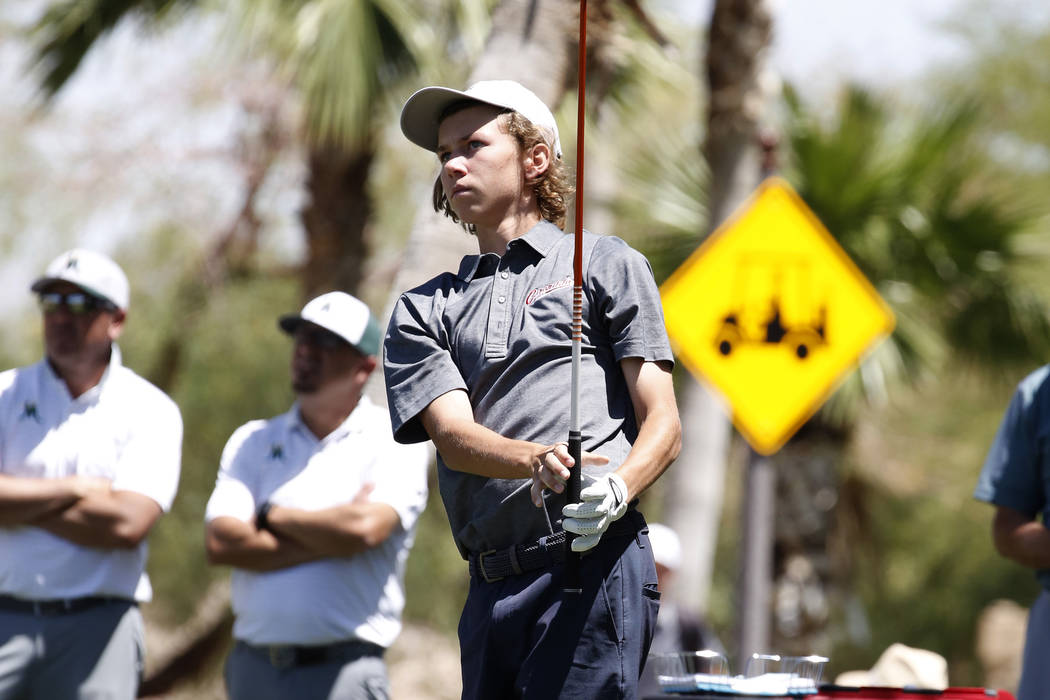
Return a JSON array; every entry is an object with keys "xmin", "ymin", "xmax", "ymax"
[
  {"xmin": 561, "ymin": 473, "xmax": 629, "ymax": 552},
  {"xmin": 529, "ymin": 444, "xmax": 609, "ymax": 507}
]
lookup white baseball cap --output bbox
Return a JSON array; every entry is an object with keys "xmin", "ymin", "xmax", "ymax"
[
  {"xmin": 400, "ymin": 80, "xmax": 563, "ymax": 158},
  {"xmin": 278, "ymin": 291, "xmax": 381, "ymax": 357},
  {"xmin": 647, "ymin": 523, "xmax": 682, "ymax": 571},
  {"xmin": 31, "ymin": 248, "xmax": 130, "ymax": 310}
]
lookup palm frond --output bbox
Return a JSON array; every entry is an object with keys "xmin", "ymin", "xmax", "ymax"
[
  {"xmin": 32, "ymin": 0, "xmax": 197, "ymax": 95},
  {"xmin": 784, "ymin": 83, "xmax": 1050, "ymax": 414}
]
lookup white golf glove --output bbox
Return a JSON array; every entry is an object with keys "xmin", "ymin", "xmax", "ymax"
[{"xmin": 562, "ymin": 473, "xmax": 629, "ymax": 552}]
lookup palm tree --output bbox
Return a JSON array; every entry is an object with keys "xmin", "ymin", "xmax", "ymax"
[
  {"xmin": 606, "ymin": 59, "xmax": 1050, "ymax": 663},
  {"xmin": 30, "ymin": 0, "xmax": 492, "ymax": 298},
  {"xmin": 768, "ymin": 84, "xmax": 1050, "ymax": 657},
  {"xmin": 607, "ymin": 0, "xmax": 775, "ymax": 653},
  {"xmin": 701, "ymin": 0, "xmax": 775, "ymax": 662}
]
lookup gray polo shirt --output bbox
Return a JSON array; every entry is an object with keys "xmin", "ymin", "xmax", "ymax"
[{"xmin": 384, "ymin": 221, "xmax": 673, "ymax": 558}]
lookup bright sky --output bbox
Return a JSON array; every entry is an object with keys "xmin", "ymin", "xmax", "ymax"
[{"xmin": 655, "ymin": 0, "xmax": 1047, "ymax": 96}]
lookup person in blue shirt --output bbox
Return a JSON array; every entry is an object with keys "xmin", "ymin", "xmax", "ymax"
[{"xmin": 975, "ymin": 365, "xmax": 1050, "ymax": 700}]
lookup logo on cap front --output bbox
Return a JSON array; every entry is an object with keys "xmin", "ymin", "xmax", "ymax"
[{"xmin": 64, "ymin": 256, "xmax": 79, "ymax": 271}]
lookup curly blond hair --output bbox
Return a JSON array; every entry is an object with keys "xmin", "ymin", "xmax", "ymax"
[{"xmin": 432, "ymin": 109, "xmax": 573, "ymax": 232}]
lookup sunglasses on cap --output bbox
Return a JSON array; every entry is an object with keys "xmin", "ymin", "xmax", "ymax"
[
  {"xmin": 293, "ymin": 326, "xmax": 349, "ymax": 350},
  {"xmin": 38, "ymin": 291, "xmax": 117, "ymax": 315}
]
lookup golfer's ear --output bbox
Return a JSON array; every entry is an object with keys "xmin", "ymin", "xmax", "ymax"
[{"xmin": 524, "ymin": 142, "xmax": 551, "ymax": 182}]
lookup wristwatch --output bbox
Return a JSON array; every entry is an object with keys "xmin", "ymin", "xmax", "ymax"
[{"xmin": 256, "ymin": 501, "xmax": 274, "ymax": 533}]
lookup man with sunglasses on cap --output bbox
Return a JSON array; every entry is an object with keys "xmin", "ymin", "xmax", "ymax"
[
  {"xmin": 205, "ymin": 291, "xmax": 428, "ymax": 700},
  {"xmin": 385, "ymin": 80, "xmax": 681, "ymax": 698},
  {"xmin": 0, "ymin": 248, "xmax": 183, "ymax": 699}
]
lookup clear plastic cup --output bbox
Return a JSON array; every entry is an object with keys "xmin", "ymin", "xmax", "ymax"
[
  {"xmin": 744, "ymin": 653, "xmax": 783, "ymax": 677},
  {"xmin": 782, "ymin": 655, "xmax": 828, "ymax": 681},
  {"xmin": 650, "ymin": 649, "xmax": 730, "ymax": 693}
]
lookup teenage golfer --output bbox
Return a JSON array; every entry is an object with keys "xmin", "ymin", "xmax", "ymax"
[{"xmin": 385, "ymin": 80, "xmax": 681, "ymax": 699}]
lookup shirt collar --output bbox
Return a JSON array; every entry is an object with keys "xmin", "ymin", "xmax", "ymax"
[
  {"xmin": 455, "ymin": 220, "xmax": 567, "ymax": 282},
  {"xmin": 287, "ymin": 394, "xmax": 374, "ymax": 444}
]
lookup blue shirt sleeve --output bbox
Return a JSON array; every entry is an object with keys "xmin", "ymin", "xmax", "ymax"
[{"xmin": 975, "ymin": 365, "xmax": 1050, "ymax": 516}]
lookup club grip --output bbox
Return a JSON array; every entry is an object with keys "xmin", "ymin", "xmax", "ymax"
[{"xmin": 563, "ymin": 430, "xmax": 583, "ymax": 593}]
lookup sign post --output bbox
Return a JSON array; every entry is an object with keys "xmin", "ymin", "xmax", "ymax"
[{"xmin": 660, "ymin": 176, "xmax": 895, "ymax": 659}]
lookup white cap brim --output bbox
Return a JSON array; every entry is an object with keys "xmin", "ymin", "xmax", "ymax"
[{"xmin": 400, "ymin": 81, "xmax": 562, "ymax": 158}]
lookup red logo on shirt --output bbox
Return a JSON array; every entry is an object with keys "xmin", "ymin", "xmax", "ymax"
[{"xmin": 525, "ymin": 276, "xmax": 573, "ymax": 305}]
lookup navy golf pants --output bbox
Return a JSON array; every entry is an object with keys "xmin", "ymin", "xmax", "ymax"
[{"xmin": 459, "ymin": 518, "xmax": 660, "ymax": 699}]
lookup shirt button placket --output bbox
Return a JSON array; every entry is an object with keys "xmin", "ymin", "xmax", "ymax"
[{"xmin": 485, "ymin": 263, "xmax": 511, "ymax": 358}]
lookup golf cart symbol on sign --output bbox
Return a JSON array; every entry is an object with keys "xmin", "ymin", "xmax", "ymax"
[{"xmin": 714, "ymin": 255, "xmax": 827, "ymax": 360}]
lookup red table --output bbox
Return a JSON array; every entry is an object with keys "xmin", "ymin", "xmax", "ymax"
[
  {"xmin": 814, "ymin": 689, "xmax": 1014, "ymax": 699},
  {"xmin": 645, "ymin": 687, "xmax": 1015, "ymax": 700}
]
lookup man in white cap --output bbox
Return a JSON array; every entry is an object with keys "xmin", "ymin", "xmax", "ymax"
[
  {"xmin": 0, "ymin": 248, "xmax": 183, "ymax": 699},
  {"xmin": 205, "ymin": 291, "xmax": 429, "ymax": 700},
  {"xmin": 386, "ymin": 80, "xmax": 681, "ymax": 698}
]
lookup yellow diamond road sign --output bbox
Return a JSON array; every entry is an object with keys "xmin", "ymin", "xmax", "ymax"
[{"xmin": 661, "ymin": 177, "xmax": 895, "ymax": 455}]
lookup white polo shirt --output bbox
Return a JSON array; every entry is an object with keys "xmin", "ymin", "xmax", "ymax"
[
  {"xmin": 204, "ymin": 396, "xmax": 429, "ymax": 648},
  {"xmin": 0, "ymin": 348, "xmax": 183, "ymax": 602}
]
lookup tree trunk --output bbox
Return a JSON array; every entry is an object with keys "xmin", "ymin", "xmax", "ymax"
[
  {"xmin": 704, "ymin": 0, "xmax": 774, "ymax": 226},
  {"xmin": 664, "ymin": 0, "xmax": 773, "ymax": 635},
  {"xmin": 769, "ymin": 421, "xmax": 857, "ymax": 657},
  {"xmin": 664, "ymin": 381, "xmax": 732, "ymax": 618},
  {"xmin": 300, "ymin": 145, "xmax": 374, "ymax": 298}
]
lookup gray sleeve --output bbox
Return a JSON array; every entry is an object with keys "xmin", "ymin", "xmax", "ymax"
[
  {"xmin": 383, "ymin": 291, "xmax": 467, "ymax": 444},
  {"xmin": 587, "ymin": 236, "xmax": 674, "ymax": 366}
]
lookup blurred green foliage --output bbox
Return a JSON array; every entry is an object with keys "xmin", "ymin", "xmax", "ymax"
[
  {"xmin": 118, "ymin": 230, "xmax": 302, "ymax": 622},
  {"xmin": 832, "ymin": 366, "xmax": 1042, "ymax": 683}
]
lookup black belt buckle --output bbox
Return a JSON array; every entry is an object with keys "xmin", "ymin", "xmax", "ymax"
[
  {"xmin": 268, "ymin": 646, "xmax": 298, "ymax": 670},
  {"xmin": 477, "ymin": 549, "xmax": 503, "ymax": 583}
]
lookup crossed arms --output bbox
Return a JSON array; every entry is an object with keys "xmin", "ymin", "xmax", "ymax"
[
  {"xmin": 205, "ymin": 484, "xmax": 400, "ymax": 572},
  {"xmin": 0, "ymin": 474, "xmax": 162, "ymax": 549}
]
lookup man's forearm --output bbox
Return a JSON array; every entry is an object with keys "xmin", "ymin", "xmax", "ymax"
[
  {"xmin": 615, "ymin": 359, "xmax": 682, "ymax": 500},
  {"xmin": 33, "ymin": 490, "xmax": 160, "ymax": 549},
  {"xmin": 266, "ymin": 502, "xmax": 400, "ymax": 558},
  {"xmin": 206, "ymin": 517, "xmax": 323, "ymax": 571},
  {"xmin": 614, "ymin": 402, "xmax": 682, "ymax": 501},
  {"xmin": 994, "ymin": 507, "xmax": 1050, "ymax": 569},
  {"xmin": 0, "ymin": 474, "xmax": 84, "ymax": 526},
  {"xmin": 423, "ymin": 404, "xmax": 535, "ymax": 479}
]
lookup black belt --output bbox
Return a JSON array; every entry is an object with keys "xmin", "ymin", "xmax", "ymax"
[
  {"xmin": 0, "ymin": 595, "xmax": 132, "ymax": 617},
  {"xmin": 468, "ymin": 510, "xmax": 646, "ymax": 584},
  {"xmin": 242, "ymin": 639, "xmax": 385, "ymax": 670}
]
